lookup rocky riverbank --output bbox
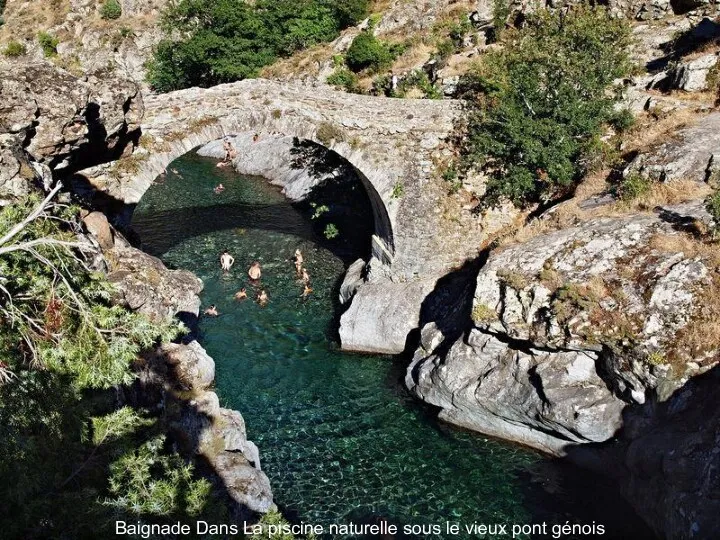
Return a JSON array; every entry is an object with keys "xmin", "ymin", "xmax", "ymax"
[{"xmin": 0, "ymin": 59, "xmax": 274, "ymax": 523}]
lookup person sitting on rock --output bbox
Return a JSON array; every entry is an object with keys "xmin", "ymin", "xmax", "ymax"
[
  {"xmin": 257, "ymin": 289, "xmax": 269, "ymax": 306},
  {"xmin": 234, "ymin": 288, "xmax": 248, "ymax": 301},
  {"xmin": 220, "ymin": 250, "xmax": 235, "ymax": 272},
  {"xmin": 214, "ymin": 183, "xmax": 225, "ymax": 194},
  {"xmin": 248, "ymin": 261, "xmax": 262, "ymax": 281},
  {"xmin": 294, "ymin": 248, "xmax": 304, "ymax": 274},
  {"xmin": 204, "ymin": 305, "xmax": 219, "ymax": 317}
]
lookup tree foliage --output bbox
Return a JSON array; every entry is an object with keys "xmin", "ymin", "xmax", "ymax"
[
  {"xmin": 460, "ymin": 5, "xmax": 632, "ymax": 207},
  {"xmin": 0, "ymin": 187, "xmax": 221, "ymax": 537},
  {"xmin": 345, "ymin": 31, "xmax": 398, "ymax": 73},
  {"xmin": 147, "ymin": 0, "xmax": 370, "ymax": 92}
]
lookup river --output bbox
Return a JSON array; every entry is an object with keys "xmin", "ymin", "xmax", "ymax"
[{"xmin": 132, "ymin": 152, "xmax": 650, "ymax": 539}]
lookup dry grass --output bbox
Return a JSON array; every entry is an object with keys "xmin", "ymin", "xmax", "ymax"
[
  {"xmin": 500, "ymin": 173, "xmax": 710, "ymax": 249},
  {"xmin": 622, "ymin": 106, "xmax": 702, "ymax": 155},
  {"xmin": 650, "ymin": 232, "xmax": 720, "ymax": 365}
]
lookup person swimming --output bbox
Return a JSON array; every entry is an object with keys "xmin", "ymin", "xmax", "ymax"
[
  {"xmin": 294, "ymin": 249, "xmax": 304, "ymax": 274},
  {"xmin": 248, "ymin": 261, "xmax": 262, "ymax": 281},
  {"xmin": 234, "ymin": 288, "xmax": 248, "ymax": 300},
  {"xmin": 214, "ymin": 183, "xmax": 225, "ymax": 194},
  {"xmin": 220, "ymin": 250, "xmax": 235, "ymax": 272},
  {"xmin": 301, "ymin": 268, "xmax": 310, "ymax": 285},
  {"xmin": 204, "ymin": 305, "xmax": 219, "ymax": 317},
  {"xmin": 256, "ymin": 289, "xmax": 268, "ymax": 306},
  {"xmin": 302, "ymin": 284, "xmax": 313, "ymax": 298}
]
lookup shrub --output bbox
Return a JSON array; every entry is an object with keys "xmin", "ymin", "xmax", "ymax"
[
  {"xmin": 100, "ymin": 0, "xmax": 122, "ymax": 20},
  {"xmin": 397, "ymin": 70, "xmax": 443, "ymax": 99},
  {"xmin": 460, "ymin": 6, "xmax": 632, "ymax": 207},
  {"xmin": 37, "ymin": 31, "xmax": 59, "ymax": 57},
  {"xmin": 345, "ymin": 31, "xmax": 396, "ymax": 72},
  {"xmin": 3, "ymin": 40, "xmax": 26, "ymax": 57},
  {"xmin": 326, "ymin": 67, "xmax": 360, "ymax": 92},
  {"xmin": 391, "ymin": 182, "xmax": 404, "ymax": 199},
  {"xmin": 324, "ymin": 223, "xmax": 340, "ymax": 239},
  {"xmin": 316, "ymin": 122, "xmax": 345, "ymax": 145},
  {"xmin": 616, "ymin": 172, "xmax": 652, "ymax": 201}
]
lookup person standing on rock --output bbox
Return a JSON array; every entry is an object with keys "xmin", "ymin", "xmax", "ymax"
[
  {"xmin": 220, "ymin": 250, "xmax": 235, "ymax": 272},
  {"xmin": 248, "ymin": 261, "xmax": 262, "ymax": 281},
  {"xmin": 223, "ymin": 138, "xmax": 237, "ymax": 162},
  {"xmin": 301, "ymin": 267, "xmax": 310, "ymax": 285}
]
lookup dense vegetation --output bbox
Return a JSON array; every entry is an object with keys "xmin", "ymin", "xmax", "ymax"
[
  {"xmin": 0, "ymin": 187, "xmax": 224, "ymax": 537},
  {"xmin": 459, "ymin": 6, "xmax": 633, "ymax": 206},
  {"xmin": 147, "ymin": 0, "xmax": 370, "ymax": 92}
]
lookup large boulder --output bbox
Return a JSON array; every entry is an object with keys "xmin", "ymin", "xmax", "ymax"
[
  {"xmin": 107, "ymin": 242, "xmax": 203, "ymax": 322},
  {"xmin": 0, "ymin": 60, "xmax": 142, "ymax": 170},
  {"xmin": 667, "ymin": 52, "xmax": 719, "ymax": 92},
  {"xmin": 407, "ymin": 204, "xmax": 720, "ymax": 454}
]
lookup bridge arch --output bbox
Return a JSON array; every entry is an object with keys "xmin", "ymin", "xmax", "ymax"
[{"xmin": 79, "ymin": 79, "xmax": 462, "ymax": 279}]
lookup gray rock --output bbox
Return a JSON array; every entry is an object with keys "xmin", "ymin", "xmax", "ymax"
[
  {"xmin": 214, "ymin": 452, "xmax": 275, "ymax": 515},
  {"xmin": 407, "ymin": 325, "xmax": 625, "ymax": 455},
  {"xmin": 82, "ymin": 211, "xmax": 114, "ymax": 249},
  {"xmin": 160, "ymin": 341, "xmax": 215, "ymax": 391},
  {"xmin": 107, "ymin": 244, "xmax": 203, "ymax": 321},
  {"xmin": 339, "ymin": 278, "xmax": 437, "ymax": 354},
  {"xmin": 339, "ymin": 258, "xmax": 366, "ymax": 304},
  {"xmin": 197, "ymin": 133, "xmax": 330, "ymax": 202},
  {"xmin": 668, "ymin": 52, "xmax": 719, "ymax": 92},
  {"xmin": 625, "ymin": 112, "xmax": 720, "ymax": 183},
  {"xmin": 408, "ymin": 208, "xmax": 718, "ymax": 453}
]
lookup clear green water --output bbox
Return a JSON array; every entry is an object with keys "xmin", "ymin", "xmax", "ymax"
[{"xmin": 133, "ymin": 153, "xmax": 650, "ymax": 539}]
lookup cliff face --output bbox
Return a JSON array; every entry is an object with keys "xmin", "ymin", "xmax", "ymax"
[{"xmin": 0, "ymin": 0, "xmax": 168, "ymax": 83}]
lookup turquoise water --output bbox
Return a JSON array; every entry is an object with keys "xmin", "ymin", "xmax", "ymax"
[{"xmin": 132, "ymin": 153, "xmax": 650, "ymax": 539}]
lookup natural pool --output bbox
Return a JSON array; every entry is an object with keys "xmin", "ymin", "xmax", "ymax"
[{"xmin": 132, "ymin": 153, "xmax": 651, "ymax": 539}]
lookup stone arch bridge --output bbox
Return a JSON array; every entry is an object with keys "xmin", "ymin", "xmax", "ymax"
[
  {"xmin": 84, "ymin": 79, "xmax": 463, "ymax": 280},
  {"xmin": 81, "ymin": 79, "xmax": 477, "ymax": 353}
]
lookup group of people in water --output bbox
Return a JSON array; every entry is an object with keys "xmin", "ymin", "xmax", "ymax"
[{"xmin": 203, "ymin": 248, "xmax": 313, "ymax": 317}]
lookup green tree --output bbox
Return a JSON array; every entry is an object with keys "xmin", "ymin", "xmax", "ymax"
[
  {"xmin": 0, "ymin": 186, "xmax": 222, "ymax": 537},
  {"xmin": 460, "ymin": 5, "xmax": 632, "ymax": 207},
  {"xmin": 147, "ymin": 0, "xmax": 368, "ymax": 92},
  {"xmin": 345, "ymin": 31, "xmax": 397, "ymax": 72}
]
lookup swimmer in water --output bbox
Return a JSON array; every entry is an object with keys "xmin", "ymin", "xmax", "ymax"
[
  {"xmin": 220, "ymin": 250, "xmax": 235, "ymax": 272},
  {"xmin": 294, "ymin": 249, "xmax": 304, "ymax": 274},
  {"xmin": 234, "ymin": 288, "xmax": 248, "ymax": 300},
  {"xmin": 257, "ymin": 289, "xmax": 268, "ymax": 306},
  {"xmin": 214, "ymin": 183, "xmax": 225, "ymax": 193},
  {"xmin": 203, "ymin": 305, "xmax": 219, "ymax": 317},
  {"xmin": 248, "ymin": 261, "xmax": 262, "ymax": 281},
  {"xmin": 302, "ymin": 284, "xmax": 313, "ymax": 298}
]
